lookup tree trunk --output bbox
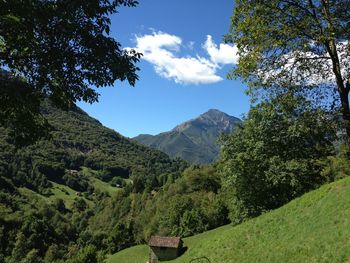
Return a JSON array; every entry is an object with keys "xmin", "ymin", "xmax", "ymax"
[
  {"xmin": 339, "ymin": 86, "xmax": 350, "ymax": 146},
  {"xmin": 321, "ymin": 0, "xmax": 350, "ymax": 146},
  {"xmin": 328, "ymin": 55, "xmax": 350, "ymax": 145}
]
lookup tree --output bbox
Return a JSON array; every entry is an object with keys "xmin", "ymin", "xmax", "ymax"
[
  {"xmin": 72, "ymin": 198, "xmax": 88, "ymax": 212},
  {"xmin": 226, "ymin": 0, "xmax": 350, "ymax": 142},
  {"xmin": 0, "ymin": 0, "xmax": 141, "ymax": 144},
  {"xmin": 106, "ymin": 223, "xmax": 134, "ymax": 253},
  {"xmin": 0, "ymin": 72, "xmax": 51, "ymax": 145},
  {"xmin": 68, "ymin": 245, "xmax": 99, "ymax": 263},
  {"xmin": 218, "ymin": 93, "xmax": 336, "ymax": 223}
]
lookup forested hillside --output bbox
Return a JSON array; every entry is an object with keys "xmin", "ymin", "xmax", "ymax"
[
  {"xmin": 1, "ymin": 96, "xmax": 346, "ymax": 263},
  {"xmin": 0, "ymin": 102, "xmax": 189, "ymax": 262},
  {"xmin": 1, "ymin": 101, "xmax": 187, "ymax": 193}
]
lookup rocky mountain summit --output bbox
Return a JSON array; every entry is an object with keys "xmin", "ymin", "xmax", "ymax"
[{"xmin": 134, "ymin": 109, "xmax": 241, "ymax": 164}]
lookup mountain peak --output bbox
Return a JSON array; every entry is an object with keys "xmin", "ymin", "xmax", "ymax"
[
  {"xmin": 173, "ymin": 109, "xmax": 240, "ymax": 133},
  {"xmin": 200, "ymin": 109, "xmax": 230, "ymax": 120},
  {"xmin": 206, "ymin": 108, "xmax": 223, "ymax": 114},
  {"xmin": 134, "ymin": 109, "xmax": 241, "ymax": 164}
]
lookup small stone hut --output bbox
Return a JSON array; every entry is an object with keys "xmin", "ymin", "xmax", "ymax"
[{"xmin": 148, "ymin": 236, "xmax": 183, "ymax": 263}]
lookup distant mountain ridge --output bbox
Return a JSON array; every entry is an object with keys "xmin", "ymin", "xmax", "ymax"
[{"xmin": 133, "ymin": 109, "xmax": 241, "ymax": 164}]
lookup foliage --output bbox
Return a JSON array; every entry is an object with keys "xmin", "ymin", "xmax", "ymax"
[
  {"xmin": 72, "ymin": 198, "xmax": 88, "ymax": 212},
  {"xmin": 0, "ymin": 0, "xmax": 141, "ymax": 144},
  {"xmin": 0, "ymin": 197, "xmax": 77, "ymax": 263},
  {"xmin": 0, "ymin": 82, "xmax": 344, "ymax": 262},
  {"xmin": 0, "ymin": 101, "xmax": 186, "ymax": 194},
  {"xmin": 218, "ymin": 93, "xmax": 336, "ymax": 222},
  {"xmin": 226, "ymin": 0, "xmax": 350, "ymax": 140},
  {"xmin": 321, "ymin": 144, "xmax": 350, "ymax": 181},
  {"xmin": 0, "ymin": 162, "xmax": 226, "ymax": 261},
  {"xmin": 0, "ymin": 102, "xmax": 189, "ymax": 262},
  {"xmin": 0, "ymin": 72, "xmax": 51, "ymax": 145},
  {"xmin": 109, "ymin": 176, "xmax": 350, "ymax": 263},
  {"xmin": 87, "ymin": 165, "xmax": 228, "ymax": 252},
  {"xmin": 106, "ymin": 223, "xmax": 134, "ymax": 253},
  {"xmin": 68, "ymin": 245, "xmax": 101, "ymax": 263}
]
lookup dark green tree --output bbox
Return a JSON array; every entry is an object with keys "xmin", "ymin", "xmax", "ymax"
[
  {"xmin": 68, "ymin": 245, "xmax": 99, "ymax": 263},
  {"xmin": 0, "ymin": 73, "xmax": 50, "ymax": 145},
  {"xmin": 218, "ymin": 93, "xmax": 336, "ymax": 223},
  {"xmin": 107, "ymin": 223, "xmax": 134, "ymax": 253},
  {"xmin": 226, "ymin": 0, "xmax": 350, "ymax": 142},
  {"xmin": 0, "ymin": 0, "xmax": 141, "ymax": 144},
  {"xmin": 72, "ymin": 198, "xmax": 88, "ymax": 212}
]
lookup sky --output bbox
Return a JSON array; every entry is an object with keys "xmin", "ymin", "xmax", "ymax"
[{"xmin": 78, "ymin": 0, "xmax": 250, "ymax": 138}]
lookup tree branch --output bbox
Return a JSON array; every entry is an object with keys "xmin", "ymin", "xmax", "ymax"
[
  {"xmin": 279, "ymin": 0, "xmax": 314, "ymax": 17},
  {"xmin": 297, "ymin": 56, "xmax": 330, "ymax": 60}
]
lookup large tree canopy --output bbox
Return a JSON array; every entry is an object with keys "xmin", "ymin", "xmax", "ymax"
[
  {"xmin": 0, "ymin": 0, "xmax": 141, "ymax": 144},
  {"xmin": 218, "ymin": 93, "xmax": 336, "ymax": 223},
  {"xmin": 226, "ymin": 0, "xmax": 350, "ymax": 140}
]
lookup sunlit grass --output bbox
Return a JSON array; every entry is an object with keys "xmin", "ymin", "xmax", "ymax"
[
  {"xmin": 109, "ymin": 176, "xmax": 350, "ymax": 263},
  {"xmin": 89, "ymin": 177, "xmax": 120, "ymax": 196}
]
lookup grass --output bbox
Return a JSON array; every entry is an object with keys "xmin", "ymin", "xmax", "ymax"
[
  {"xmin": 107, "ymin": 245, "xmax": 149, "ymax": 263},
  {"xmin": 48, "ymin": 182, "xmax": 90, "ymax": 208},
  {"xmin": 108, "ymin": 176, "xmax": 350, "ymax": 263},
  {"xmin": 89, "ymin": 177, "xmax": 120, "ymax": 196},
  {"xmin": 19, "ymin": 181, "xmax": 93, "ymax": 209},
  {"xmin": 81, "ymin": 166, "xmax": 122, "ymax": 196},
  {"xmin": 18, "ymin": 168, "xmax": 122, "ymax": 211}
]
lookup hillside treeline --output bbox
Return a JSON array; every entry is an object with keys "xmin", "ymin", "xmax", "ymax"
[{"xmin": 1, "ymin": 95, "xmax": 349, "ymax": 263}]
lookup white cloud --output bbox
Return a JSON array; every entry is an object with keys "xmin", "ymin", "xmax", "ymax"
[
  {"xmin": 203, "ymin": 35, "xmax": 239, "ymax": 65},
  {"xmin": 130, "ymin": 31, "xmax": 238, "ymax": 85},
  {"xmin": 136, "ymin": 32, "xmax": 182, "ymax": 53}
]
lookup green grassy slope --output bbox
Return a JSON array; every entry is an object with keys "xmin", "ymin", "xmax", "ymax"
[
  {"xmin": 108, "ymin": 176, "xmax": 350, "ymax": 263},
  {"xmin": 19, "ymin": 183, "xmax": 81, "ymax": 209},
  {"xmin": 18, "ymin": 180, "xmax": 106, "ymax": 209}
]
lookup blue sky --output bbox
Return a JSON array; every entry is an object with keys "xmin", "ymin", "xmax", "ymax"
[{"xmin": 78, "ymin": 0, "xmax": 250, "ymax": 138}]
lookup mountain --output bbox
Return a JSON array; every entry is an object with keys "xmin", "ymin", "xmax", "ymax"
[
  {"xmin": 109, "ymin": 176, "xmax": 350, "ymax": 263},
  {"xmin": 133, "ymin": 109, "xmax": 241, "ymax": 164},
  {"xmin": 0, "ymin": 102, "xmax": 188, "ymax": 261},
  {"xmin": 0, "ymin": 101, "xmax": 187, "ymax": 193}
]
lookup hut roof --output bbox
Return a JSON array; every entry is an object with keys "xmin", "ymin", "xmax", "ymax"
[{"xmin": 148, "ymin": 236, "xmax": 181, "ymax": 248}]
